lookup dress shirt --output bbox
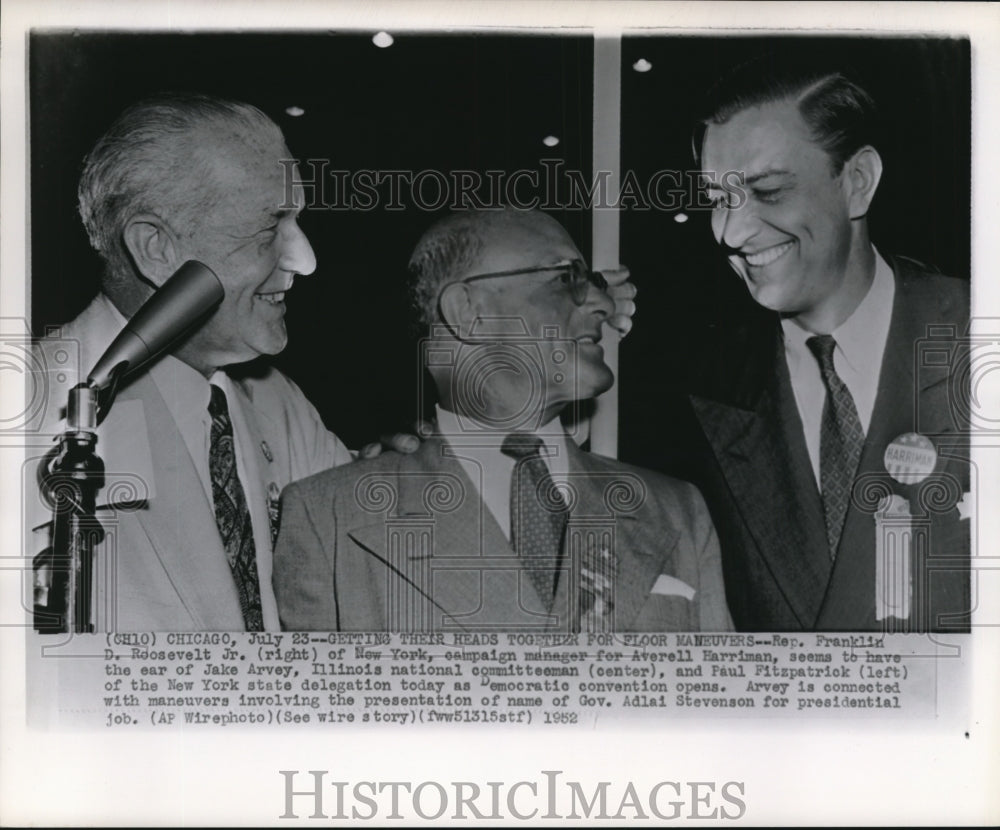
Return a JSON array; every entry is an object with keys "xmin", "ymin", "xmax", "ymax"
[
  {"xmin": 106, "ymin": 303, "xmax": 290, "ymax": 630},
  {"xmin": 435, "ymin": 404, "xmax": 569, "ymax": 541},
  {"xmin": 781, "ymin": 248, "xmax": 895, "ymax": 485}
]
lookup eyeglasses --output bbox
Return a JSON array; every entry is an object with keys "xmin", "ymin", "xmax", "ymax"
[{"xmin": 460, "ymin": 259, "xmax": 609, "ymax": 306}]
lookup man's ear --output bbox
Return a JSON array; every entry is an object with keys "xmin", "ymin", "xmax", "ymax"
[
  {"xmin": 844, "ymin": 145, "xmax": 883, "ymax": 220},
  {"xmin": 438, "ymin": 281, "xmax": 477, "ymax": 340},
  {"xmin": 122, "ymin": 213, "xmax": 181, "ymax": 287}
]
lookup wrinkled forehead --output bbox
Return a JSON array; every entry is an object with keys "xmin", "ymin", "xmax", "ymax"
[{"xmin": 189, "ymin": 126, "xmax": 302, "ymax": 225}]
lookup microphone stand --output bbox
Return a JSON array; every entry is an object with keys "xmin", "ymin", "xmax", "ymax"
[
  {"xmin": 33, "ymin": 260, "xmax": 223, "ymax": 633},
  {"xmin": 35, "ymin": 384, "xmax": 106, "ymax": 633}
]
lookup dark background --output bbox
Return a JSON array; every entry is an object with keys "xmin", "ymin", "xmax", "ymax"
[{"xmin": 30, "ymin": 32, "xmax": 969, "ymax": 462}]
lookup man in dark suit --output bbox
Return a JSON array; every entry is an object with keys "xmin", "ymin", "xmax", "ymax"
[
  {"xmin": 682, "ymin": 56, "xmax": 970, "ymax": 631},
  {"xmin": 273, "ymin": 208, "xmax": 732, "ymax": 632}
]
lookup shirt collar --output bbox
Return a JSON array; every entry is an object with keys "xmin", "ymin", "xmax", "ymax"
[
  {"xmin": 832, "ymin": 248, "xmax": 894, "ymax": 373},
  {"xmin": 781, "ymin": 247, "xmax": 894, "ymax": 369},
  {"xmin": 104, "ymin": 292, "xmax": 217, "ymax": 414},
  {"xmin": 103, "ymin": 293, "xmax": 128, "ymax": 327},
  {"xmin": 435, "ymin": 404, "xmax": 567, "ymax": 447},
  {"xmin": 151, "ymin": 353, "xmax": 214, "ymax": 427}
]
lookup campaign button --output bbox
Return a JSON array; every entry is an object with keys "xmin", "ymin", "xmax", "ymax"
[{"xmin": 884, "ymin": 433, "xmax": 937, "ymax": 484}]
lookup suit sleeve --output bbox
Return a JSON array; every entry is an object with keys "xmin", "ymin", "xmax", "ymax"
[
  {"xmin": 272, "ymin": 480, "xmax": 340, "ymax": 631},
  {"xmin": 689, "ymin": 485, "xmax": 734, "ymax": 632},
  {"xmin": 278, "ymin": 372, "xmax": 354, "ymax": 475}
]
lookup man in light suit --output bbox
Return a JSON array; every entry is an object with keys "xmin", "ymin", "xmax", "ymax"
[
  {"xmin": 274, "ymin": 208, "xmax": 732, "ymax": 632},
  {"xmin": 30, "ymin": 93, "xmax": 348, "ymax": 631},
  {"xmin": 676, "ymin": 55, "xmax": 970, "ymax": 631}
]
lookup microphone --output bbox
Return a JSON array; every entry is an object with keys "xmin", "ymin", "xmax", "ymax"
[
  {"xmin": 36, "ymin": 260, "xmax": 224, "ymax": 633},
  {"xmin": 87, "ymin": 260, "xmax": 224, "ymax": 392}
]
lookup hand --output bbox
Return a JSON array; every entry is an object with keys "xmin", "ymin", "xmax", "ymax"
[
  {"xmin": 602, "ymin": 265, "xmax": 637, "ymax": 337},
  {"xmin": 357, "ymin": 420, "xmax": 433, "ymax": 459}
]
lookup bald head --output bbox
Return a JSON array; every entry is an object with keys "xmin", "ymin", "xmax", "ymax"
[{"xmin": 408, "ymin": 207, "xmax": 570, "ymax": 329}]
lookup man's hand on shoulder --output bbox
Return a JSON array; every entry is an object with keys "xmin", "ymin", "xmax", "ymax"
[{"xmin": 356, "ymin": 420, "xmax": 433, "ymax": 459}]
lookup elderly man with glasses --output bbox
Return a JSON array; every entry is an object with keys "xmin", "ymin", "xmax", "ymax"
[{"xmin": 273, "ymin": 207, "xmax": 732, "ymax": 633}]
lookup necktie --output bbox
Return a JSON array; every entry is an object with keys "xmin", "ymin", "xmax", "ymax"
[
  {"xmin": 806, "ymin": 335, "xmax": 866, "ymax": 560},
  {"xmin": 501, "ymin": 434, "xmax": 569, "ymax": 608},
  {"xmin": 209, "ymin": 384, "xmax": 264, "ymax": 630}
]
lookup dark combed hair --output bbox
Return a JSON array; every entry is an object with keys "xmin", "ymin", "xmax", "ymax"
[{"xmin": 694, "ymin": 53, "xmax": 881, "ymax": 172}]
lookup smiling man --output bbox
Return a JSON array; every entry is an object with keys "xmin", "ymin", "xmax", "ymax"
[
  {"xmin": 31, "ymin": 93, "xmax": 639, "ymax": 633},
  {"xmin": 677, "ymin": 56, "xmax": 971, "ymax": 631},
  {"xmin": 273, "ymin": 208, "xmax": 732, "ymax": 632},
  {"xmin": 32, "ymin": 94, "xmax": 351, "ymax": 631}
]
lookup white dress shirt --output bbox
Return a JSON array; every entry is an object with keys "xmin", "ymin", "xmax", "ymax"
[
  {"xmin": 435, "ymin": 404, "xmax": 569, "ymax": 541},
  {"xmin": 105, "ymin": 302, "xmax": 289, "ymax": 630},
  {"xmin": 781, "ymin": 249, "xmax": 895, "ymax": 485}
]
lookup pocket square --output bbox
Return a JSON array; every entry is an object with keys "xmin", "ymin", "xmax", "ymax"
[{"xmin": 651, "ymin": 574, "xmax": 695, "ymax": 600}]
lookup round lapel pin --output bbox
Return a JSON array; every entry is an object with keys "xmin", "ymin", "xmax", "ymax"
[{"xmin": 884, "ymin": 432, "xmax": 937, "ymax": 484}]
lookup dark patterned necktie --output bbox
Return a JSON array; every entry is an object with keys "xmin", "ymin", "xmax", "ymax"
[
  {"xmin": 806, "ymin": 335, "xmax": 866, "ymax": 560},
  {"xmin": 501, "ymin": 434, "xmax": 569, "ymax": 608},
  {"xmin": 209, "ymin": 384, "xmax": 264, "ymax": 630}
]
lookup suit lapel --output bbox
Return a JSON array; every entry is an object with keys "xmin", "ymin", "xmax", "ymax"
[
  {"xmin": 818, "ymin": 280, "xmax": 912, "ymax": 627},
  {"xmin": 557, "ymin": 442, "xmax": 671, "ymax": 630},
  {"xmin": 691, "ymin": 334, "xmax": 831, "ymax": 627},
  {"xmin": 49, "ymin": 297, "xmax": 244, "ymax": 629},
  {"xmin": 110, "ymin": 373, "xmax": 243, "ymax": 629},
  {"xmin": 346, "ymin": 438, "xmax": 528, "ymax": 630},
  {"xmin": 818, "ymin": 262, "xmax": 965, "ymax": 628}
]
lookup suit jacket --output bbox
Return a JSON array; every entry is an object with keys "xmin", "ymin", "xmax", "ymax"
[
  {"xmin": 273, "ymin": 432, "xmax": 733, "ymax": 632},
  {"xmin": 29, "ymin": 294, "xmax": 351, "ymax": 630},
  {"xmin": 676, "ymin": 257, "xmax": 970, "ymax": 631}
]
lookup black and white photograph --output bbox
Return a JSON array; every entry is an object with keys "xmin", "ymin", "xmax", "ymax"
[{"xmin": 2, "ymin": 1, "xmax": 998, "ymax": 825}]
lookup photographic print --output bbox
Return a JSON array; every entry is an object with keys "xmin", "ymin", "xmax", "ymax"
[{"xmin": 2, "ymin": 1, "xmax": 997, "ymax": 825}]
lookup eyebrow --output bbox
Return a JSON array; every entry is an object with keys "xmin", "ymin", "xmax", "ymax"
[
  {"xmin": 745, "ymin": 169, "xmax": 796, "ymax": 186},
  {"xmin": 254, "ymin": 207, "xmax": 301, "ymax": 230},
  {"xmin": 213, "ymin": 200, "xmax": 306, "ymax": 243},
  {"xmin": 704, "ymin": 168, "xmax": 796, "ymax": 191}
]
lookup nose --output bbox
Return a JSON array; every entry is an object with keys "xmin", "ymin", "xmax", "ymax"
[
  {"xmin": 584, "ymin": 279, "xmax": 615, "ymax": 319},
  {"xmin": 712, "ymin": 199, "xmax": 759, "ymax": 252},
  {"xmin": 280, "ymin": 219, "xmax": 317, "ymax": 276}
]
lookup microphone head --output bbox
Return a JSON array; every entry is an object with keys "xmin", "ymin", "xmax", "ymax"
[{"xmin": 87, "ymin": 260, "xmax": 224, "ymax": 390}]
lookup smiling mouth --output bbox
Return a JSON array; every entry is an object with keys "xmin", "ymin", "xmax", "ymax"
[
  {"xmin": 576, "ymin": 333, "xmax": 602, "ymax": 345},
  {"xmin": 742, "ymin": 241, "xmax": 794, "ymax": 268},
  {"xmin": 255, "ymin": 292, "xmax": 285, "ymax": 305},
  {"xmin": 255, "ymin": 283, "xmax": 292, "ymax": 305}
]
